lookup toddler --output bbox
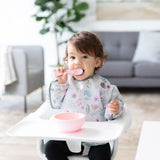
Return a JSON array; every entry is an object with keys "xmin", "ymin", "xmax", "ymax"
[{"xmin": 45, "ymin": 31, "xmax": 124, "ymax": 160}]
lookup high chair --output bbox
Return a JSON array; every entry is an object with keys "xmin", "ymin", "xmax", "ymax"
[{"xmin": 34, "ymin": 101, "xmax": 131, "ymax": 160}]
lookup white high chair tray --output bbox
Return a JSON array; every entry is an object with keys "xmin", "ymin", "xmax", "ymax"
[{"xmin": 7, "ymin": 113, "xmax": 123, "ymax": 143}]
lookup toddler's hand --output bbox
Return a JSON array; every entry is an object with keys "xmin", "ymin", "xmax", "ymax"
[
  {"xmin": 54, "ymin": 67, "xmax": 68, "ymax": 84},
  {"xmin": 108, "ymin": 100, "xmax": 119, "ymax": 115}
]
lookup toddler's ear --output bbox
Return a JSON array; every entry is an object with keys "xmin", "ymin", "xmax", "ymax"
[{"xmin": 95, "ymin": 57, "xmax": 102, "ymax": 68}]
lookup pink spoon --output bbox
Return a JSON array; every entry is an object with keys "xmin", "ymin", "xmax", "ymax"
[{"xmin": 54, "ymin": 68, "xmax": 83, "ymax": 77}]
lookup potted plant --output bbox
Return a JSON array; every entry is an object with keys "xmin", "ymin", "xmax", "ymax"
[{"xmin": 33, "ymin": 0, "xmax": 89, "ymax": 67}]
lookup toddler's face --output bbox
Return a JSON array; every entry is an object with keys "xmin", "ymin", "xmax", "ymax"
[{"xmin": 67, "ymin": 43, "xmax": 101, "ymax": 80}]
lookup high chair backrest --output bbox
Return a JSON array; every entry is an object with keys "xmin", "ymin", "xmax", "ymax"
[{"xmin": 35, "ymin": 101, "xmax": 131, "ymax": 160}]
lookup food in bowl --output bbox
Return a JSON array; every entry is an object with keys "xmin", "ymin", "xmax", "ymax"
[{"xmin": 52, "ymin": 112, "xmax": 85, "ymax": 133}]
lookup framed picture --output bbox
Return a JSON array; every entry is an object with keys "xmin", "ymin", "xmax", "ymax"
[{"xmin": 96, "ymin": 0, "xmax": 160, "ymax": 20}]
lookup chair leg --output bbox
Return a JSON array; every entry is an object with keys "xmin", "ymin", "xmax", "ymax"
[
  {"xmin": 24, "ymin": 96, "xmax": 27, "ymax": 113},
  {"xmin": 111, "ymin": 140, "xmax": 118, "ymax": 160},
  {"xmin": 41, "ymin": 86, "xmax": 44, "ymax": 102}
]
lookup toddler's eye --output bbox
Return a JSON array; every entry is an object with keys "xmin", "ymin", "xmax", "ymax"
[
  {"xmin": 83, "ymin": 55, "xmax": 88, "ymax": 59},
  {"xmin": 70, "ymin": 56, "xmax": 75, "ymax": 60}
]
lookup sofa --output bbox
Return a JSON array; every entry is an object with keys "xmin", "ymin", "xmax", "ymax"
[{"xmin": 95, "ymin": 31, "xmax": 160, "ymax": 88}]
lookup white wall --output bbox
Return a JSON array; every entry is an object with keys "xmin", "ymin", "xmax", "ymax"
[
  {"xmin": 0, "ymin": 0, "xmax": 57, "ymax": 52},
  {"xmin": 0, "ymin": 0, "xmax": 59, "ymax": 85},
  {"xmin": 1, "ymin": 0, "xmax": 160, "ymax": 85}
]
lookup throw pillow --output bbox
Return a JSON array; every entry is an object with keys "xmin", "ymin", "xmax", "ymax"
[{"xmin": 132, "ymin": 31, "xmax": 160, "ymax": 63}]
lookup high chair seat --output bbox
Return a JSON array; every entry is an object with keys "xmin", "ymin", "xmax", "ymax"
[
  {"xmin": 35, "ymin": 101, "xmax": 131, "ymax": 160},
  {"xmin": 37, "ymin": 139, "xmax": 118, "ymax": 160}
]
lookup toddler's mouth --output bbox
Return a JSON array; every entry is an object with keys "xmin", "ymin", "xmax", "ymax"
[{"xmin": 75, "ymin": 68, "xmax": 84, "ymax": 76}]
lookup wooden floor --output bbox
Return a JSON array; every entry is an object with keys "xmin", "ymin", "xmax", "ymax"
[{"xmin": 0, "ymin": 143, "xmax": 40, "ymax": 160}]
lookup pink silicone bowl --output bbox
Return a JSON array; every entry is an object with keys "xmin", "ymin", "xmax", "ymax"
[{"xmin": 53, "ymin": 112, "xmax": 85, "ymax": 133}]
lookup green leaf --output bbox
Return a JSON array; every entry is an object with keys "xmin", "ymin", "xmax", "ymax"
[
  {"xmin": 65, "ymin": 24, "xmax": 77, "ymax": 33},
  {"xmin": 67, "ymin": 9, "xmax": 73, "ymax": 18},
  {"xmin": 36, "ymin": 16, "xmax": 44, "ymax": 21},
  {"xmin": 73, "ymin": 0, "xmax": 78, "ymax": 7},
  {"xmin": 60, "ymin": 27, "xmax": 65, "ymax": 35},
  {"xmin": 35, "ymin": 0, "xmax": 51, "ymax": 6},
  {"xmin": 71, "ymin": 13, "xmax": 85, "ymax": 22},
  {"xmin": 40, "ymin": 28, "xmax": 50, "ymax": 34},
  {"xmin": 56, "ymin": 20, "xmax": 66, "ymax": 28},
  {"xmin": 54, "ymin": 2, "xmax": 66, "ymax": 10},
  {"xmin": 75, "ymin": 2, "xmax": 89, "ymax": 11},
  {"xmin": 40, "ymin": 6, "xmax": 47, "ymax": 11},
  {"xmin": 45, "ymin": 17, "xmax": 49, "ymax": 23},
  {"xmin": 58, "ymin": 40, "xmax": 68, "ymax": 46}
]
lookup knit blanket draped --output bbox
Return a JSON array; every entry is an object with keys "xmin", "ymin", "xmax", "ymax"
[{"xmin": 0, "ymin": 46, "xmax": 17, "ymax": 98}]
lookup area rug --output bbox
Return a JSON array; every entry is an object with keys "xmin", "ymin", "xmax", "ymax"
[
  {"xmin": 116, "ymin": 91, "xmax": 160, "ymax": 160},
  {"xmin": 0, "ymin": 89, "xmax": 160, "ymax": 160}
]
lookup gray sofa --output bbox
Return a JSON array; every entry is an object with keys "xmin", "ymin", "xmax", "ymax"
[{"xmin": 95, "ymin": 32, "xmax": 160, "ymax": 88}]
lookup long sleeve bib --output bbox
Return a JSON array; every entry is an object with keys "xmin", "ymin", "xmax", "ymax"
[{"xmin": 48, "ymin": 74, "xmax": 124, "ymax": 121}]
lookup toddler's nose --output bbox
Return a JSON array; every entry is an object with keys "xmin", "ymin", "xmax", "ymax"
[{"xmin": 75, "ymin": 58, "xmax": 82, "ymax": 65}]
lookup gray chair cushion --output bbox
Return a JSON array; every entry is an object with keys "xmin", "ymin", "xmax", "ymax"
[
  {"xmin": 100, "ymin": 61, "xmax": 134, "ymax": 77},
  {"xmin": 134, "ymin": 62, "xmax": 160, "ymax": 77}
]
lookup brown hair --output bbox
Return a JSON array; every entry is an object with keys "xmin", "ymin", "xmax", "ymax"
[{"xmin": 64, "ymin": 31, "xmax": 108, "ymax": 70}]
